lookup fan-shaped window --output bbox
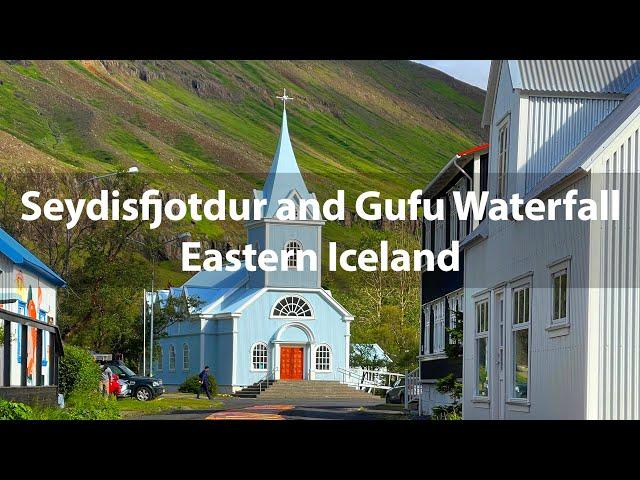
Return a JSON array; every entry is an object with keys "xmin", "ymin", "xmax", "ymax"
[
  {"xmin": 284, "ymin": 240, "xmax": 302, "ymax": 268},
  {"xmin": 272, "ymin": 296, "xmax": 313, "ymax": 318},
  {"xmin": 169, "ymin": 345, "xmax": 176, "ymax": 371},
  {"xmin": 182, "ymin": 343, "xmax": 190, "ymax": 371},
  {"xmin": 252, "ymin": 343, "xmax": 268, "ymax": 371},
  {"xmin": 315, "ymin": 345, "xmax": 331, "ymax": 371}
]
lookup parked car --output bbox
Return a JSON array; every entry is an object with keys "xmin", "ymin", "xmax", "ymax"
[
  {"xmin": 102, "ymin": 361, "xmax": 164, "ymax": 401},
  {"xmin": 386, "ymin": 378, "xmax": 406, "ymax": 404}
]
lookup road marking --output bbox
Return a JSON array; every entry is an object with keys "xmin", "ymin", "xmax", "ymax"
[{"xmin": 206, "ymin": 404, "xmax": 294, "ymax": 420}]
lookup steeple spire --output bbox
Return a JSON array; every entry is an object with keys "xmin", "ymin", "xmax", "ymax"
[{"xmin": 261, "ymin": 89, "xmax": 311, "ymax": 218}]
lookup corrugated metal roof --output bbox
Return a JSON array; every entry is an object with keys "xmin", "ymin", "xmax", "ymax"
[
  {"xmin": 516, "ymin": 60, "xmax": 640, "ymax": 94},
  {"xmin": 0, "ymin": 227, "xmax": 65, "ymax": 286}
]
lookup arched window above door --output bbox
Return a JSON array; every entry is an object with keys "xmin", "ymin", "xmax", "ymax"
[{"xmin": 271, "ymin": 296, "xmax": 313, "ymax": 318}]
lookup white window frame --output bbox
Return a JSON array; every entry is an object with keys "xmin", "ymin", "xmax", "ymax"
[
  {"xmin": 314, "ymin": 344, "xmax": 332, "ymax": 372},
  {"xmin": 434, "ymin": 215, "xmax": 445, "ymax": 255},
  {"xmin": 422, "ymin": 304, "xmax": 431, "ymax": 355},
  {"xmin": 182, "ymin": 343, "xmax": 190, "ymax": 371},
  {"xmin": 548, "ymin": 257, "xmax": 570, "ymax": 332},
  {"xmin": 474, "ymin": 296, "xmax": 490, "ymax": 398},
  {"xmin": 433, "ymin": 298, "xmax": 446, "ymax": 354},
  {"xmin": 168, "ymin": 344, "xmax": 176, "ymax": 372},
  {"xmin": 496, "ymin": 117, "xmax": 510, "ymax": 199},
  {"xmin": 447, "ymin": 188, "xmax": 459, "ymax": 243},
  {"xmin": 447, "ymin": 290, "xmax": 464, "ymax": 345},
  {"xmin": 270, "ymin": 295, "xmax": 315, "ymax": 319},
  {"xmin": 424, "ymin": 219, "xmax": 432, "ymax": 251},
  {"xmin": 509, "ymin": 277, "xmax": 532, "ymax": 403},
  {"xmin": 251, "ymin": 342, "xmax": 268, "ymax": 372},
  {"xmin": 284, "ymin": 240, "xmax": 303, "ymax": 269}
]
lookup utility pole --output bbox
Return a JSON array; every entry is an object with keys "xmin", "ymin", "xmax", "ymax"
[{"xmin": 142, "ymin": 288, "xmax": 147, "ymax": 376}]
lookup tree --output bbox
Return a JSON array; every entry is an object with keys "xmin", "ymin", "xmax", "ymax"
[
  {"xmin": 350, "ymin": 344, "xmax": 390, "ymax": 371},
  {"xmin": 432, "ymin": 308, "xmax": 463, "ymax": 420}
]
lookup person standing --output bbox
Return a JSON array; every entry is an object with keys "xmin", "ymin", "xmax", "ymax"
[
  {"xmin": 197, "ymin": 366, "xmax": 211, "ymax": 400},
  {"xmin": 101, "ymin": 365, "xmax": 113, "ymax": 397}
]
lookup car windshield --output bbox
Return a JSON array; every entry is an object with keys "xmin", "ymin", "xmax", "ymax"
[
  {"xmin": 394, "ymin": 378, "xmax": 405, "ymax": 388},
  {"xmin": 116, "ymin": 364, "xmax": 137, "ymax": 376}
]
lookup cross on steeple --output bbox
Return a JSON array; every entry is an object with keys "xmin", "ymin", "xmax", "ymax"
[{"xmin": 276, "ymin": 88, "xmax": 293, "ymax": 108}]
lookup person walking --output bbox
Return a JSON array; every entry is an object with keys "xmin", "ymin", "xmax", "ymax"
[
  {"xmin": 197, "ymin": 366, "xmax": 211, "ymax": 400},
  {"xmin": 101, "ymin": 364, "xmax": 113, "ymax": 397}
]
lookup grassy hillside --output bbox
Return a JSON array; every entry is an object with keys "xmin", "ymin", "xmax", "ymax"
[{"xmin": 0, "ymin": 60, "xmax": 485, "ymax": 366}]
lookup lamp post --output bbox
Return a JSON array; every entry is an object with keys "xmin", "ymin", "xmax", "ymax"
[{"xmin": 129, "ymin": 232, "xmax": 191, "ymax": 376}]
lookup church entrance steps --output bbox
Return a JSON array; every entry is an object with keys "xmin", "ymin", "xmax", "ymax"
[{"xmin": 233, "ymin": 380, "xmax": 382, "ymax": 401}]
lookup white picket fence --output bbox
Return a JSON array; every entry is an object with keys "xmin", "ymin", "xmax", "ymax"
[
  {"xmin": 338, "ymin": 367, "xmax": 404, "ymax": 392},
  {"xmin": 405, "ymin": 367, "xmax": 422, "ymax": 410}
]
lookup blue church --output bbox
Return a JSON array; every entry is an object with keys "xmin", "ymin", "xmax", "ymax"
[{"xmin": 157, "ymin": 96, "xmax": 354, "ymax": 392}]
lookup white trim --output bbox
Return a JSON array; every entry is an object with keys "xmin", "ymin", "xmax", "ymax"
[
  {"xmin": 508, "ymin": 276, "xmax": 532, "ymax": 403},
  {"xmin": 274, "ymin": 321, "xmax": 316, "ymax": 344},
  {"xmin": 231, "ymin": 317, "xmax": 238, "ymax": 386},
  {"xmin": 270, "ymin": 294, "xmax": 315, "ymax": 319},
  {"xmin": 250, "ymin": 341, "xmax": 269, "ymax": 372},
  {"xmin": 314, "ymin": 343, "xmax": 332, "ymax": 373},
  {"xmin": 548, "ymin": 257, "xmax": 571, "ymax": 334},
  {"xmin": 168, "ymin": 344, "xmax": 176, "ymax": 372},
  {"xmin": 182, "ymin": 343, "xmax": 190, "ymax": 371},
  {"xmin": 474, "ymin": 294, "xmax": 490, "ymax": 399}
]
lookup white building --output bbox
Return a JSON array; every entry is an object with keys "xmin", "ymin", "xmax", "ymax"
[{"xmin": 461, "ymin": 60, "xmax": 640, "ymax": 419}]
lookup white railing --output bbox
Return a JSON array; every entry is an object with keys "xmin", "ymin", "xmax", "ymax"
[
  {"xmin": 405, "ymin": 367, "xmax": 422, "ymax": 410},
  {"xmin": 338, "ymin": 367, "xmax": 404, "ymax": 392}
]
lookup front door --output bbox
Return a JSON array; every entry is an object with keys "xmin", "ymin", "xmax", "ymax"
[
  {"xmin": 280, "ymin": 347, "xmax": 304, "ymax": 380},
  {"xmin": 492, "ymin": 291, "xmax": 506, "ymax": 419}
]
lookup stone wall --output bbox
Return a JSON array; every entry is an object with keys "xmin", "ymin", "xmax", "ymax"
[{"xmin": 0, "ymin": 386, "xmax": 58, "ymax": 407}]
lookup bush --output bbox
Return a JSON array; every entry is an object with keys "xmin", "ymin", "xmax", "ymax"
[
  {"xmin": 59, "ymin": 345, "xmax": 101, "ymax": 397},
  {"xmin": 431, "ymin": 404, "xmax": 462, "ymax": 420},
  {"xmin": 31, "ymin": 392, "xmax": 120, "ymax": 420},
  {"xmin": 0, "ymin": 399, "xmax": 33, "ymax": 420},
  {"xmin": 179, "ymin": 374, "xmax": 217, "ymax": 396}
]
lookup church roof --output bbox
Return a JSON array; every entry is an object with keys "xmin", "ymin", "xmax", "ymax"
[{"xmin": 255, "ymin": 103, "xmax": 313, "ymax": 218}]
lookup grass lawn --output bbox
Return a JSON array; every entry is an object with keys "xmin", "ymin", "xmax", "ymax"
[{"xmin": 117, "ymin": 393, "xmax": 224, "ymax": 418}]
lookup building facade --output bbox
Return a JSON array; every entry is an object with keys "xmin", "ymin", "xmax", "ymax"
[
  {"xmin": 0, "ymin": 227, "xmax": 65, "ymax": 406},
  {"xmin": 461, "ymin": 60, "xmax": 640, "ymax": 419},
  {"xmin": 158, "ymin": 102, "xmax": 353, "ymax": 393},
  {"xmin": 418, "ymin": 144, "xmax": 488, "ymax": 415}
]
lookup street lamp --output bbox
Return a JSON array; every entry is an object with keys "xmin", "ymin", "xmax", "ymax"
[{"xmin": 129, "ymin": 232, "xmax": 191, "ymax": 376}]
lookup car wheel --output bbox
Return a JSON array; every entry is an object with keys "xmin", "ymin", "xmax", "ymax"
[{"xmin": 136, "ymin": 386, "xmax": 152, "ymax": 402}]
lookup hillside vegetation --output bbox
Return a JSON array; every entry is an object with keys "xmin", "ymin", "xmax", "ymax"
[{"xmin": 0, "ymin": 60, "xmax": 485, "ymax": 369}]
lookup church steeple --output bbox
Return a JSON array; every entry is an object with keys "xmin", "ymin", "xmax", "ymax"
[{"xmin": 261, "ymin": 89, "xmax": 311, "ymax": 218}]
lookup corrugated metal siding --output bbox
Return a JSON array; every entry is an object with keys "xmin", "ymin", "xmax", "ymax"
[
  {"xmin": 525, "ymin": 96, "xmax": 622, "ymax": 192},
  {"xmin": 463, "ymin": 177, "xmax": 592, "ymax": 419},
  {"xmin": 518, "ymin": 60, "xmax": 640, "ymax": 94},
  {"xmin": 597, "ymin": 125, "xmax": 640, "ymax": 419}
]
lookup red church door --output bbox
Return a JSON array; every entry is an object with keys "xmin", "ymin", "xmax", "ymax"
[{"xmin": 280, "ymin": 347, "xmax": 304, "ymax": 380}]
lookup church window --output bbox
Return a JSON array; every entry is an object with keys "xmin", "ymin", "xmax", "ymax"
[
  {"xmin": 315, "ymin": 345, "xmax": 331, "ymax": 371},
  {"xmin": 182, "ymin": 343, "xmax": 190, "ymax": 371},
  {"xmin": 271, "ymin": 296, "xmax": 313, "ymax": 318},
  {"xmin": 157, "ymin": 346, "xmax": 163, "ymax": 371},
  {"xmin": 284, "ymin": 240, "xmax": 302, "ymax": 268},
  {"xmin": 252, "ymin": 343, "xmax": 268, "ymax": 371},
  {"xmin": 169, "ymin": 345, "xmax": 176, "ymax": 371}
]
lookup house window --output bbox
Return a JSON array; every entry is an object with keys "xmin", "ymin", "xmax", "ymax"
[
  {"xmin": 423, "ymin": 219, "xmax": 432, "ymax": 251},
  {"xmin": 550, "ymin": 259, "xmax": 570, "ymax": 326},
  {"xmin": 252, "ymin": 343, "xmax": 268, "ymax": 371},
  {"xmin": 182, "ymin": 343, "xmax": 190, "ymax": 371},
  {"xmin": 168, "ymin": 345, "xmax": 176, "ymax": 372},
  {"xmin": 475, "ymin": 299, "xmax": 489, "ymax": 397},
  {"xmin": 512, "ymin": 283, "xmax": 531, "ymax": 400},
  {"xmin": 284, "ymin": 240, "xmax": 302, "ymax": 269},
  {"xmin": 434, "ymin": 216, "xmax": 445, "ymax": 254},
  {"xmin": 458, "ymin": 179, "xmax": 468, "ymax": 238},
  {"xmin": 315, "ymin": 345, "xmax": 331, "ymax": 371},
  {"xmin": 497, "ymin": 119, "xmax": 510, "ymax": 199},
  {"xmin": 422, "ymin": 304, "xmax": 431, "ymax": 355},
  {"xmin": 157, "ymin": 346, "xmax": 163, "ymax": 371},
  {"xmin": 433, "ymin": 299, "xmax": 445, "ymax": 353},
  {"xmin": 448, "ymin": 291, "xmax": 463, "ymax": 345},
  {"xmin": 271, "ymin": 296, "xmax": 313, "ymax": 318}
]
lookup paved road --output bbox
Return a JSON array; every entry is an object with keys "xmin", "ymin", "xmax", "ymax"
[{"xmin": 136, "ymin": 397, "xmax": 410, "ymax": 420}]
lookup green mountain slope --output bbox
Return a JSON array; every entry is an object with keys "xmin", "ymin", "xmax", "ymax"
[{"xmin": 0, "ymin": 60, "xmax": 485, "ymax": 365}]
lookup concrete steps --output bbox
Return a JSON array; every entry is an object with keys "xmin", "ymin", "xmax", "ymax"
[{"xmin": 241, "ymin": 380, "xmax": 382, "ymax": 401}]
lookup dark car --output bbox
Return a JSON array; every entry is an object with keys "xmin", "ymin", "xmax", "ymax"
[
  {"xmin": 385, "ymin": 378, "xmax": 406, "ymax": 404},
  {"xmin": 103, "ymin": 361, "xmax": 165, "ymax": 401}
]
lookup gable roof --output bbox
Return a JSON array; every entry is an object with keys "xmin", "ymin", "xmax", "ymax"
[
  {"xmin": 0, "ymin": 227, "xmax": 65, "ymax": 287},
  {"xmin": 482, "ymin": 60, "xmax": 640, "ymax": 127},
  {"xmin": 422, "ymin": 143, "xmax": 489, "ymax": 199}
]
